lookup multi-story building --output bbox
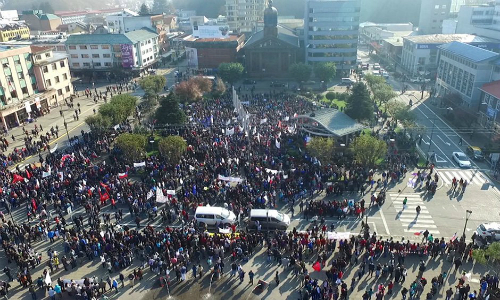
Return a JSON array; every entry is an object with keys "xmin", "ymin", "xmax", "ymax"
[
  {"xmin": 418, "ymin": 0, "xmax": 452, "ymax": 35},
  {"xmin": 20, "ymin": 10, "xmax": 62, "ymax": 31},
  {"xmin": 226, "ymin": 0, "xmax": 267, "ymax": 34},
  {"xmin": 184, "ymin": 34, "xmax": 245, "ymax": 68},
  {"xmin": 401, "ymin": 34, "xmax": 500, "ymax": 77},
  {"xmin": 304, "ymin": 0, "xmax": 361, "ymax": 72},
  {"xmin": 0, "ymin": 22, "xmax": 30, "ymax": 42},
  {"xmin": 105, "ymin": 9, "xmax": 141, "ymax": 34},
  {"xmin": 31, "ymin": 46, "xmax": 73, "ymax": 105},
  {"xmin": 359, "ymin": 22, "xmax": 414, "ymax": 45},
  {"xmin": 478, "ymin": 76, "xmax": 500, "ymax": 130},
  {"xmin": 451, "ymin": 0, "xmax": 491, "ymax": 13},
  {"xmin": 192, "ymin": 16, "xmax": 230, "ymax": 39},
  {"xmin": 0, "ymin": 10, "xmax": 19, "ymax": 21},
  {"xmin": 435, "ymin": 41, "xmax": 500, "ymax": 109},
  {"xmin": 65, "ymin": 28, "xmax": 159, "ymax": 72},
  {"xmin": 0, "ymin": 45, "xmax": 61, "ymax": 129},
  {"xmin": 55, "ymin": 8, "xmax": 123, "ymax": 25},
  {"xmin": 455, "ymin": 1, "xmax": 500, "ymax": 40}
]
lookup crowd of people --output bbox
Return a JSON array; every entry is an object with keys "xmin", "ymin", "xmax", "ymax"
[{"xmin": 0, "ymin": 81, "xmax": 495, "ymax": 300}]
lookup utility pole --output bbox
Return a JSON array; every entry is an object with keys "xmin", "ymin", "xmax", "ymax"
[{"xmin": 426, "ymin": 119, "xmax": 435, "ymax": 161}]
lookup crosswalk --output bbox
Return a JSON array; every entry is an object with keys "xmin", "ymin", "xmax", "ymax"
[
  {"xmin": 388, "ymin": 193, "xmax": 441, "ymax": 236},
  {"xmin": 436, "ymin": 169, "xmax": 489, "ymax": 186}
]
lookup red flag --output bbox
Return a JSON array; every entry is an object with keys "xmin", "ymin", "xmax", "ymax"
[
  {"xmin": 26, "ymin": 170, "xmax": 31, "ymax": 179},
  {"xmin": 99, "ymin": 190, "xmax": 110, "ymax": 202},
  {"xmin": 31, "ymin": 198, "xmax": 37, "ymax": 211},
  {"xmin": 313, "ymin": 261, "xmax": 321, "ymax": 272},
  {"xmin": 118, "ymin": 172, "xmax": 128, "ymax": 179},
  {"xmin": 100, "ymin": 182, "xmax": 111, "ymax": 193},
  {"xmin": 12, "ymin": 174, "xmax": 25, "ymax": 184}
]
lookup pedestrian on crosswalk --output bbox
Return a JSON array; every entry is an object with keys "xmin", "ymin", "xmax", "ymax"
[
  {"xmin": 402, "ymin": 197, "xmax": 407, "ymax": 210},
  {"xmin": 452, "ymin": 177, "xmax": 457, "ymax": 191},
  {"xmin": 461, "ymin": 180, "xmax": 468, "ymax": 194}
]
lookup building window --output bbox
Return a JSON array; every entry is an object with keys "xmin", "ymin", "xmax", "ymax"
[
  {"xmin": 60, "ymin": 61, "xmax": 65, "ymax": 68},
  {"xmin": 63, "ymin": 73, "xmax": 68, "ymax": 80},
  {"xmin": 69, "ymin": 46, "xmax": 76, "ymax": 50},
  {"xmin": 51, "ymin": 63, "xmax": 57, "ymax": 70},
  {"xmin": 36, "ymin": 55, "xmax": 42, "ymax": 60},
  {"xmin": 90, "ymin": 45, "xmax": 98, "ymax": 49},
  {"xmin": 79, "ymin": 45, "xmax": 88, "ymax": 50},
  {"xmin": 65, "ymin": 86, "xmax": 70, "ymax": 92},
  {"xmin": 101, "ymin": 45, "xmax": 110, "ymax": 49},
  {"xmin": 83, "ymin": 62, "xmax": 90, "ymax": 67},
  {"xmin": 22, "ymin": 87, "xmax": 28, "ymax": 95},
  {"xmin": 103, "ymin": 54, "xmax": 111, "ymax": 58},
  {"xmin": 104, "ymin": 62, "xmax": 112, "ymax": 67},
  {"xmin": 55, "ymin": 76, "xmax": 60, "ymax": 83},
  {"xmin": 58, "ymin": 89, "xmax": 63, "ymax": 96},
  {"xmin": 94, "ymin": 62, "xmax": 101, "ymax": 67},
  {"xmin": 92, "ymin": 54, "xmax": 100, "ymax": 58},
  {"xmin": 70, "ymin": 54, "xmax": 78, "ymax": 58},
  {"xmin": 45, "ymin": 79, "xmax": 51, "ymax": 86},
  {"xmin": 45, "ymin": 53, "xmax": 50, "ymax": 58},
  {"xmin": 81, "ymin": 54, "xmax": 89, "ymax": 58},
  {"xmin": 42, "ymin": 66, "xmax": 48, "ymax": 73},
  {"xmin": 72, "ymin": 63, "xmax": 80, "ymax": 67}
]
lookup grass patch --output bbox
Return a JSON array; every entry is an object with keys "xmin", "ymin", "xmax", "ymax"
[
  {"xmin": 319, "ymin": 95, "xmax": 347, "ymax": 110},
  {"xmin": 417, "ymin": 156, "xmax": 427, "ymax": 168},
  {"xmin": 146, "ymin": 134, "xmax": 162, "ymax": 157}
]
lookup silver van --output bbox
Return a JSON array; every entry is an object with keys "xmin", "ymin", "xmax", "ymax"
[
  {"xmin": 247, "ymin": 209, "xmax": 291, "ymax": 231},
  {"xmin": 341, "ymin": 78, "xmax": 356, "ymax": 85},
  {"xmin": 195, "ymin": 206, "xmax": 237, "ymax": 227}
]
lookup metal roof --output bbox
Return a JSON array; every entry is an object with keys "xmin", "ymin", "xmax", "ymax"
[
  {"xmin": 404, "ymin": 34, "xmax": 499, "ymax": 44},
  {"xmin": 438, "ymin": 41, "xmax": 499, "ymax": 63},
  {"xmin": 295, "ymin": 108, "xmax": 366, "ymax": 137},
  {"xmin": 124, "ymin": 28, "xmax": 158, "ymax": 44},
  {"xmin": 65, "ymin": 28, "xmax": 157, "ymax": 45},
  {"xmin": 244, "ymin": 25, "xmax": 299, "ymax": 48}
]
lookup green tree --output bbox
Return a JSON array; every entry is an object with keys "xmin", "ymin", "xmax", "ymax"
[
  {"xmin": 158, "ymin": 135, "xmax": 188, "ymax": 164},
  {"xmin": 325, "ymin": 92, "xmax": 336, "ymax": 101},
  {"xmin": 350, "ymin": 134, "xmax": 388, "ymax": 167},
  {"xmin": 85, "ymin": 114, "xmax": 112, "ymax": 131},
  {"xmin": 139, "ymin": 75, "xmax": 166, "ymax": 95},
  {"xmin": 218, "ymin": 62, "xmax": 244, "ymax": 86},
  {"xmin": 386, "ymin": 100, "xmax": 416, "ymax": 127},
  {"xmin": 289, "ymin": 63, "xmax": 312, "ymax": 83},
  {"xmin": 139, "ymin": 3, "xmax": 150, "ymax": 15},
  {"xmin": 373, "ymin": 83, "xmax": 397, "ymax": 107},
  {"xmin": 307, "ymin": 137, "xmax": 335, "ymax": 166},
  {"xmin": 115, "ymin": 133, "xmax": 147, "ymax": 162},
  {"xmin": 345, "ymin": 83, "xmax": 373, "ymax": 121},
  {"xmin": 364, "ymin": 74, "xmax": 386, "ymax": 88},
  {"xmin": 152, "ymin": 0, "xmax": 168, "ymax": 13},
  {"xmin": 472, "ymin": 241, "xmax": 500, "ymax": 268},
  {"xmin": 98, "ymin": 94, "xmax": 137, "ymax": 125},
  {"xmin": 314, "ymin": 62, "xmax": 337, "ymax": 82},
  {"xmin": 155, "ymin": 92, "xmax": 186, "ymax": 124}
]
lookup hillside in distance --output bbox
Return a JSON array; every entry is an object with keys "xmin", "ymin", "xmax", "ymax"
[{"xmin": 2, "ymin": 0, "xmax": 110, "ymax": 12}]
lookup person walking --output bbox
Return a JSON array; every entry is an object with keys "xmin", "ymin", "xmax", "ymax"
[
  {"xmin": 249, "ymin": 270, "xmax": 254, "ymax": 285},
  {"xmin": 402, "ymin": 197, "xmax": 407, "ymax": 210},
  {"xmin": 446, "ymin": 287, "xmax": 454, "ymax": 300}
]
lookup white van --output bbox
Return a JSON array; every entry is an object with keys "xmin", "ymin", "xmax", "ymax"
[
  {"xmin": 341, "ymin": 78, "xmax": 356, "ymax": 85},
  {"xmin": 195, "ymin": 206, "xmax": 237, "ymax": 227},
  {"xmin": 247, "ymin": 209, "xmax": 291, "ymax": 231}
]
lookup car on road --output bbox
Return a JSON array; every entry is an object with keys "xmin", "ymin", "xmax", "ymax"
[
  {"xmin": 270, "ymin": 82, "xmax": 286, "ymax": 87},
  {"xmin": 243, "ymin": 79, "xmax": 256, "ymax": 85},
  {"xmin": 476, "ymin": 223, "xmax": 500, "ymax": 242},
  {"xmin": 466, "ymin": 146, "xmax": 484, "ymax": 160},
  {"xmin": 373, "ymin": 63, "xmax": 380, "ymax": 70},
  {"xmin": 452, "ymin": 151, "xmax": 472, "ymax": 168}
]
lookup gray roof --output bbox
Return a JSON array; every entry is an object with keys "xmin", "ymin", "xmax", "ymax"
[
  {"xmin": 438, "ymin": 41, "xmax": 499, "ymax": 63},
  {"xmin": 244, "ymin": 25, "xmax": 299, "ymax": 48},
  {"xmin": 65, "ymin": 28, "xmax": 158, "ymax": 45},
  {"xmin": 404, "ymin": 34, "xmax": 499, "ymax": 44},
  {"xmin": 296, "ymin": 108, "xmax": 365, "ymax": 137}
]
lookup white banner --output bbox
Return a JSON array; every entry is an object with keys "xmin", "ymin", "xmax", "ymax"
[
  {"xmin": 327, "ymin": 231, "xmax": 351, "ymax": 240},
  {"xmin": 133, "ymin": 161, "xmax": 146, "ymax": 168},
  {"xmin": 275, "ymin": 139, "xmax": 280, "ymax": 149},
  {"xmin": 166, "ymin": 190, "xmax": 176, "ymax": 195},
  {"xmin": 260, "ymin": 118, "xmax": 267, "ymax": 124},
  {"xmin": 156, "ymin": 187, "xmax": 169, "ymax": 203},
  {"xmin": 147, "ymin": 189, "xmax": 154, "ymax": 199},
  {"xmin": 50, "ymin": 143, "xmax": 58, "ymax": 153},
  {"xmin": 226, "ymin": 128, "xmax": 234, "ymax": 136},
  {"xmin": 217, "ymin": 175, "xmax": 243, "ymax": 183}
]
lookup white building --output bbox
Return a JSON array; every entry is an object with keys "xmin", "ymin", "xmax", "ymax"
[
  {"xmin": 105, "ymin": 10, "xmax": 151, "ymax": 34},
  {"xmin": 192, "ymin": 16, "xmax": 230, "ymax": 38},
  {"xmin": 0, "ymin": 10, "xmax": 19, "ymax": 21},
  {"xmin": 435, "ymin": 41, "xmax": 500, "ymax": 108},
  {"xmin": 401, "ymin": 34, "xmax": 500, "ymax": 77},
  {"xmin": 65, "ymin": 28, "xmax": 159, "ymax": 71},
  {"xmin": 455, "ymin": 1, "xmax": 500, "ymax": 40},
  {"xmin": 359, "ymin": 22, "xmax": 414, "ymax": 45},
  {"xmin": 418, "ymin": 0, "xmax": 452, "ymax": 35},
  {"xmin": 225, "ymin": 0, "xmax": 267, "ymax": 34}
]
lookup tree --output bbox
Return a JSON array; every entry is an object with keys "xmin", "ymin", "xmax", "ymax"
[
  {"xmin": 218, "ymin": 63, "xmax": 244, "ymax": 86},
  {"xmin": 152, "ymin": 0, "xmax": 168, "ymax": 14},
  {"xmin": 139, "ymin": 3, "xmax": 150, "ymax": 15},
  {"xmin": 191, "ymin": 77, "xmax": 213, "ymax": 94},
  {"xmin": 364, "ymin": 74, "xmax": 386, "ymax": 89},
  {"xmin": 307, "ymin": 137, "xmax": 335, "ymax": 166},
  {"xmin": 289, "ymin": 63, "xmax": 312, "ymax": 83},
  {"xmin": 373, "ymin": 83, "xmax": 397, "ymax": 107},
  {"xmin": 345, "ymin": 83, "xmax": 373, "ymax": 121},
  {"xmin": 472, "ymin": 241, "xmax": 500, "ymax": 269},
  {"xmin": 385, "ymin": 100, "xmax": 416, "ymax": 127},
  {"xmin": 155, "ymin": 92, "xmax": 186, "ymax": 124},
  {"xmin": 158, "ymin": 135, "xmax": 187, "ymax": 164},
  {"xmin": 213, "ymin": 77, "xmax": 226, "ymax": 97},
  {"xmin": 350, "ymin": 134, "xmax": 388, "ymax": 166},
  {"xmin": 175, "ymin": 80, "xmax": 202, "ymax": 102},
  {"xmin": 325, "ymin": 92, "xmax": 336, "ymax": 101},
  {"xmin": 85, "ymin": 114, "xmax": 112, "ymax": 131},
  {"xmin": 139, "ymin": 75, "xmax": 166, "ymax": 95},
  {"xmin": 115, "ymin": 133, "xmax": 147, "ymax": 162},
  {"xmin": 98, "ymin": 94, "xmax": 137, "ymax": 125},
  {"xmin": 314, "ymin": 62, "xmax": 337, "ymax": 82}
]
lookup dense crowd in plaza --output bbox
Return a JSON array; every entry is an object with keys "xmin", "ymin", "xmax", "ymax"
[{"xmin": 0, "ymin": 81, "xmax": 496, "ymax": 300}]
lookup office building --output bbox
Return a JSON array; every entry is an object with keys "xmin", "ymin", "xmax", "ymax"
[
  {"xmin": 21, "ymin": 10, "xmax": 62, "ymax": 31},
  {"xmin": 65, "ymin": 28, "xmax": 159, "ymax": 72},
  {"xmin": 226, "ymin": 0, "xmax": 267, "ymax": 34},
  {"xmin": 401, "ymin": 34, "xmax": 500, "ymax": 77},
  {"xmin": 418, "ymin": 0, "xmax": 452, "ymax": 35},
  {"xmin": 304, "ymin": 0, "xmax": 361, "ymax": 72},
  {"xmin": 0, "ymin": 22, "xmax": 30, "ymax": 42},
  {"xmin": 455, "ymin": 1, "xmax": 500, "ymax": 40}
]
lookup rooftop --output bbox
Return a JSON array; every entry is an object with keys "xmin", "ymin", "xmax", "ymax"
[
  {"xmin": 40, "ymin": 14, "xmax": 60, "ymax": 20},
  {"xmin": 0, "ymin": 45, "xmax": 28, "ymax": 52},
  {"xmin": 481, "ymin": 80, "xmax": 500, "ymax": 100},
  {"xmin": 244, "ymin": 25, "xmax": 299, "ymax": 48},
  {"xmin": 123, "ymin": 28, "xmax": 158, "ymax": 44},
  {"xmin": 383, "ymin": 37, "xmax": 404, "ymax": 47},
  {"xmin": 438, "ymin": 41, "xmax": 499, "ymax": 63},
  {"xmin": 404, "ymin": 34, "xmax": 499, "ymax": 44},
  {"xmin": 34, "ymin": 52, "xmax": 68, "ymax": 65},
  {"xmin": 295, "ymin": 108, "xmax": 366, "ymax": 138},
  {"xmin": 194, "ymin": 35, "xmax": 242, "ymax": 43},
  {"xmin": 65, "ymin": 28, "xmax": 158, "ymax": 45}
]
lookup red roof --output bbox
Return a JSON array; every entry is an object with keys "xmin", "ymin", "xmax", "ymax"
[
  {"xmin": 481, "ymin": 80, "xmax": 500, "ymax": 99},
  {"xmin": 30, "ymin": 45, "xmax": 51, "ymax": 53}
]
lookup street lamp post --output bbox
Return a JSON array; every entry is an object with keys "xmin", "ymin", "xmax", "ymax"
[
  {"xmin": 462, "ymin": 210, "xmax": 472, "ymax": 239},
  {"xmin": 61, "ymin": 112, "xmax": 72, "ymax": 147}
]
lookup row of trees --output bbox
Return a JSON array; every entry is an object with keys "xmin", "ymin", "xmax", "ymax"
[
  {"xmin": 85, "ymin": 94, "xmax": 137, "ymax": 131},
  {"xmin": 174, "ymin": 76, "xmax": 226, "ymax": 102},
  {"xmin": 307, "ymin": 134, "xmax": 387, "ymax": 167},
  {"xmin": 115, "ymin": 133, "xmax": 187, "ymax": 163}
]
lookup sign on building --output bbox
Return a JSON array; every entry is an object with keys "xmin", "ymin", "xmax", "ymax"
[{"xmin": 120, "ymin": 44, "xmax": 134, "ymax": 68}]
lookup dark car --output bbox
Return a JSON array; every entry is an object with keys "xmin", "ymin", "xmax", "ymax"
[
  {"xmin": 270, "ymin": 82, "xmax": 286, "ymax": 87},
  {"xmin": 242, "ymin": 79, "xmax": 256, "ymax": 85}
]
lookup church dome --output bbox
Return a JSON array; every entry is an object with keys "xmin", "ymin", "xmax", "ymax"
[{"xmin": 264, "ymin": 0, "xmax": 278, "ymax": 27}]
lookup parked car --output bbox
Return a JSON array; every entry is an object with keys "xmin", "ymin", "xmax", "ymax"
[
  {"xmin": 466, "ymin": 146, "xmax": 484, "ymax": 160},
  {"xmin": 373, "ymin": 63, "xmax": 380, "ymax": 70},
  {"xmin": 452, "ymin": 151, "xmax": 471, "ymax": 168},
  {"xmin": 476, "ymin": 223, "xmax": 500, "ymax": 242}
]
